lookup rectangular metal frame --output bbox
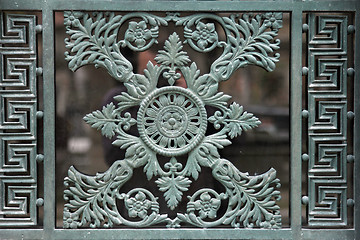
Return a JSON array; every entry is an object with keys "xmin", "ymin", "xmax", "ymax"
[{"xmin": 0, "ymin": 0, "xmax": 358, "ymax": 239}]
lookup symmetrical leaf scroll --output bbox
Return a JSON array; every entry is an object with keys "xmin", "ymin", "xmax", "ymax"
[
  {"xmin": 178, "ymin": 160, "xmax": 281, "ymax": 228},
  {"xmin": 63, "ymin": 11, "xmax": 283, "ymax": 229}
]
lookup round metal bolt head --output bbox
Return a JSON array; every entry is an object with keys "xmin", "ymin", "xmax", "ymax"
[
  {"xmin": 347, "ymin": 199, "xmax": 354, "ymax": 207},
  {"xmin": 36, "ymin": 111, "xmax": 44, "ymax": 119},
  {"xmin": 35, "ymin": 25, "xmax": 42, "ymax": 33},
  {"xmin": 302, "ymin": 153, "xmax": 309, "ymax": 161},
  {"xmin": 302, "ymin": 110, "xmax": 309, "ymax": 118},
  {"xmin": 347, "ymin": 155, "xmax": 354, "ymax": 163},
  {"xmin": 302, "ymin": 196, "xmax": 309, "ymax": 205},
  {"xmin": 347, "ymin": 25, "xmax": 355, "ymax": 34},
  {"xmin": 36, "ymin": 198, "xmax": 44, "ymax": 206},
  {"xmin": 302, "ymin": 67, "xmax": 309, "ymax": 76},
  {"xmin": 347, "ymin": 111, "xmax": 355, "ymax": 120},
  {"xmin": 36, "ymin": 67, "xmax": 43, "ymax": 76},
  {"xmin": 347, "ymin": 68, "xmax": 354, "ymax": 76},
  {"xmin": 302, "ymin": 24, "xmax": 309, "ymax": 32},
  {"xmin": 36, "ymin": 154, "xmax": 44, "ymax": 163}
]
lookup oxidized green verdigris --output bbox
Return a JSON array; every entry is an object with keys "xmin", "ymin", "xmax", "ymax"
[{"xmin": 63, "ymin": 11, "xmax": 282, "ymax": 229}]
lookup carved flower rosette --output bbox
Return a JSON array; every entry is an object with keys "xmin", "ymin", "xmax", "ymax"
[{"xmin": 63, "ymin": 11, "xmax": 282, "ymax": 229}]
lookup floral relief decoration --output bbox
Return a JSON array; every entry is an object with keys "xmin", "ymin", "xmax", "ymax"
[{"xmin": 62, "ymin": 11, "xmax": 283, "ymax": 229}]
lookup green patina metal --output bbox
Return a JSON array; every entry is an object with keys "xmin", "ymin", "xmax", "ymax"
[
  {"xmin": 0, "ymin": 0, "xmax": 359, "ymax": 239},
  {"xmin": 62, "ymin": 11, "xmax": 282, "ymax": 229},
  {"xmin": 303, "ymin": 13, "xmax": 352, "ymax": 227},
  {"xmin": 0, "ymin": 13, "xmax": 41, "ymax": 226}
]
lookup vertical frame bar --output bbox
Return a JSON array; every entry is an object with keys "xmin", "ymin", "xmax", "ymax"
[
  {"xmin": 290, "ymin": 8, "xmax": 303, "ymax": 240},
  {"xmin": 42, "ymin": 3, "xmax": 56, "ymax": 239},
  {"xmin": 354, "ymin": 4, "xmax": 360, "ymax": 240}
]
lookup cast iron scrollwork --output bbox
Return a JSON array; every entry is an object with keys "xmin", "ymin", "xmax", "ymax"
[{"xmin": 63, "ymin": 11, "xmax": 282, "ymax": 229}]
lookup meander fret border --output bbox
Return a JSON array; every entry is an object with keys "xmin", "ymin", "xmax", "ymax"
[
  {"xmin": 0, "ymin": 1, "xmax": 358, "ymax": 239},
  {"xmin": 0, "ymin": 11, "xmax": 42, "ymax": 227},
  {"xmin": 302, "ymin": 12, "xmax": 355, "ymax": 227}
]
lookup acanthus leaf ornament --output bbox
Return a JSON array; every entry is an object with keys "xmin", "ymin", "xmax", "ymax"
[
  {"xmin": 155, "ymin": 157, "xmax": 192, "ymax": 210},
  {"xmin": 63, "ymin": 11, "xmax": 283, "ymax": 229},
  {"xmin": 209, "ymin": 102, "xmax": 261, "ymax": 139},
  {"xmin": 83, "ymin": 102, "xmax": 136, "ymax": 138},
  {"xmin": 154, "ymin": 33, "xmax": 191, "ymax": 85}
]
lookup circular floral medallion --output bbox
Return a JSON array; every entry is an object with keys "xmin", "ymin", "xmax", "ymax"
[{"xmin": 137, "ymin": 86, "xmax": 207, "ymax": 156}]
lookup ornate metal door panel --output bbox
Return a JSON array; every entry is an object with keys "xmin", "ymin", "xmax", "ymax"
[{"xmin": 0, "ymin": 1, "xmax": 359, "ymax": 240}]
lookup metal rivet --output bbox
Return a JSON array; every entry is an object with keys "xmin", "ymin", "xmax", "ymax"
[
  {"xmin": 347, "ymin": 25, "xmax": 355, "ymax": 34},
  {"xmin": 36, "ymin": 111, "xmax": 44, "ymax": 119},
  {"xmin": 302, "ymin": 196, "xmax": 309, "ymax": 205},
  {"xmin": 36, "ymin": 154, "xmax": 44, "ymax": 163},
  {"xmin": 35, "ymin": 25, "xmax": 42, "ymax": 33},
  {"xmin": 347, "ymin": 199, "xmax": 354, "ymax": 207},
  {"xmin": 347, "ymin": 68, "xmax": 355, "ymax": 76},
  {"xmin": 302, "ymin": 110, "xmax": 309, "ymax": 118},
  {"xmin": 36, "ymin": 67, "xmax": 43, "ymax": 76},
  {"xmin": 302, "ymin": 24, "xmax": 309, "ymax": 32},
  {"xmin": 36, "ymin": 198, "xmax": 44, "ymax": 207},
  {"xmin": 302, "ymin": 67, "xmax": 308, "ymax": 76},
  {"xmin": 302, "ymin": 153, "xmax": 309, "ymax": 161},
  {"xmin": 347, "ymin": 111, "xmax": 355, "ymax": 120},
  {"xmin": 347, "ymin": 155, "xmax": 354, "ymax": 163}
]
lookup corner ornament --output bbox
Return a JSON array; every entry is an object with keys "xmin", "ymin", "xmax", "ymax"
[{"xmin": 63, "ymin": 11, "xmax": 282, "ymax": 229}]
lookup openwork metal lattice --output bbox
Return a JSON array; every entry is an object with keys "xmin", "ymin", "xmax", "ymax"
[{"xmin": 62, "ymin": 12, "xmax": 283, "ymax": 229}]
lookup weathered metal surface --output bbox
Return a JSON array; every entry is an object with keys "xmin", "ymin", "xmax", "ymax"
[
  {"xmin": 0, "ymin": 12, "xmax": 40, "ymax": 226},
  {"xmin": 0, "ymin": 0, "xmax": 357, "ymax": 239},
  {"xmin": 62, "ymin": 11, "xmax": 282, "ymax": 229},
  {"xmin": 303, "ymin": 13, "xmax": 353, "ymax": 227},
  {"xmin": 290, "ymin": 9, "xmax": 303, "ymax": 240}
]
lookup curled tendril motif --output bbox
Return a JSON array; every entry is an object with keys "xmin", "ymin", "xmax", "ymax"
[{"xmin": 63, "ymin": 11, "xmax": 283, "ymax": 229}]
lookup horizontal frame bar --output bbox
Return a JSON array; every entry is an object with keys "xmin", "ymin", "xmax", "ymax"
[
  {"xmin": 0, "ymin": 0, "xmax": 358, "ymax": 11},
  {"xmin": 302, "ymin": 229, "xmax": 354, "ymax": 240},
  {"xmin": 0, "ymin": 229, "xmax": 44, "ymax": 240},
  {"xmin": 53, "ymin": 229, "xmax": 293, "ymax": 240}
]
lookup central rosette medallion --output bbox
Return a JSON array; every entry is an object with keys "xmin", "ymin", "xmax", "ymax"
[{"xmin": 137, "ymin": 86, "xmax": 207, "ymax": 157}]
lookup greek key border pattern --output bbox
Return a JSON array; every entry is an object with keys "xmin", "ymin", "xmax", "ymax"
[
  {"xmin": 0, "ymin": 12, "xmax": 40, "ymax": 226},
  {"xmin": 304, "ymin": 13, "xmax": 354, "ymax": 227}
]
